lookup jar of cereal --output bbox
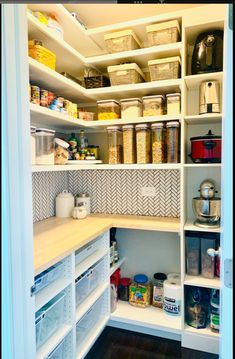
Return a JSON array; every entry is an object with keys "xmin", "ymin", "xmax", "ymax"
[
  {"xmin": 166, "ymin": 121, "xmax": 179, "ymax": 163},
  {"xmin": 151, "ymin": 122, "xmax": 166, "ymax": 163},
  {"xmin": 123, "ymin": 125, "xmax": 136, "ymax": 164},
  {"xmin": 107, "ymin": 126, "xmax": 122, "ymax": 164},
  {"xmin": 129, "ymin": 274, "xmax": 151, "ymax": 308},
  {"xmin": 136, "ymin": 124, "xmax": 151, "ymax": 164}
]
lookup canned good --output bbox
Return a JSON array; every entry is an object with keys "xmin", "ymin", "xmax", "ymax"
[
  {"xmin": 40, "ymin": 89, "xmax": 48, "ymax": 107},
  {"xmin": 47, "ymin": 92, "xmax": 55, "ymax": 105},
  {"xmin": 31, "ymin": 85, "xmax": 40, "ymax": 105}
]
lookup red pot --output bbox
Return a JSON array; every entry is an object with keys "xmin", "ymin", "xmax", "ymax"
[{"xmin": 190, "ymin": 130, "xmax": 221, "ymax": 163}]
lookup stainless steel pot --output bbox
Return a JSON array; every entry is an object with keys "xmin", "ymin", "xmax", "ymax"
[{"xmin": 192, "ymin": 197, "xmax": 221, "ymax": 228}]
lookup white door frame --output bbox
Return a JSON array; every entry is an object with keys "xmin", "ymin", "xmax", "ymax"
[{"xmin": 1, "ymin": 4, "xmax": 35, "ymax": 359}]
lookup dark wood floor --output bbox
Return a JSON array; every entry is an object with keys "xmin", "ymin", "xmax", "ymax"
[{"xmin": 85, "ymin": 326, "xmax": 218, "ymax": 359}]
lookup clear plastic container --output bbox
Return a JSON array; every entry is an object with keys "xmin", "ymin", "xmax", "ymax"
[
  {"xmin": 142, "ymin": 95, "xmax": 165, "ymax": 116},
  {"xmin": 166, "ymin": 121, "xmax": 179, "ymax": 163},
  {"xmin": 148, "ymin": 56, "xmax": 181, "ymax": 81},
  {"xmin": 166, "ymin": 93, "xmax": 181, "ymax": 115},
  {"xmin": 123, "ymin": 125, "xmax": 136, "ymax": 164},
  {"xmin": 185, "ymin": 233, "xmax": 201, "ymax": 276},
  {"xmin": 152, "ymin": 272, "xmax": 167, "ymax": 308},
  {"xmin": 146, "ymin": 20, "xmax": 180, "ymax": 46},
  {"xmin": 120, "ymin": 98, "xmax": 142, "ymax": 119},
  {"xmin": 107, "ymin": 126, "xmax": 123, "ymax": 164},
  {"xmin": 129, "ymin": 274, "xmax": 151, "ymax": 308},
  {"xmin": 97, "ymin": 100, "xmax": 120, "ymax": 120},
  {"xmin": 31, "ymin": 126, "xmax": 36, "ymax": 165},
  {"xmin": 104, "ymin": 29, "xmax": 141, "ymax": 53},
  {"xmin": 35, "ymin": 128, "xmax": 55, "ymax": 165},
  {"xmin": 34, "ymin": 261, "xmax": 63, "ymax": 294},
  {"xmin": 108, "ymin": 63, "xmax": 145, "ymax": 86},
  {"xmin": 151, "ymin": 122, "xmax": 166, "ymax": 164},
  {"xmin": 201, "ymin": 237, "xmax": 216, "ymax": 279},
  {"xmin": 136, "ymin": 124, "xmax": 151, "ymax": 164},
  {"xmin": 54, "ymin": 138, "xmax": 69, "ymax": 165}
]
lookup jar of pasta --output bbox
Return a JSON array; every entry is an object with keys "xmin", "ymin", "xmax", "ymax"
[
  {"xmin": 107, "ymin": 126, "xmax": 122, "ymax": 164},
  {"xmin": 129, "ymin": 274, "xmax": 151, "ymax": 308},
  {"xmin": 166, "ymin": 121, "xmax": 179, "ymax": 163},
  {"xmin": 136, "ymin": 124, "xmax": 151, "ymax": 164},
  {"xmin": 123, "ymin": 125, "xmax": 136, "ymax": 164},
  {"xmin": 151, "ymin": 122, "xmax": 166, "ymax": 163}
]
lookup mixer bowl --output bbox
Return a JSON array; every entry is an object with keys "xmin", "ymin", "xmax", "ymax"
[{"xmin": 192, "ymin": 197, "xmax": 221, "ymax": 227}]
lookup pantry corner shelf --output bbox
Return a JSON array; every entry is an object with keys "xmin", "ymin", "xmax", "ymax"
[
  {"xmin": 184, "ymin": 113, "xmax": 223, "ymax": 124},
  {"xmin": 184, "ymin": 220, "xmax": 221, "ymax": 233},
  {"xmin": 110, "ymin": 258, "xmax": 126, "ymax": 276},
  {"xmin": 184, "ymin": 72, "xmax": 223, "ymax": 90},
  {"xmin": 184, "ymin": 163, "xmax": 221, "ymax": 168},
  {"xmin": 184, "ymin": 275, "xmax": 220, "ymax": 290},
  {"xmin": 184, "ymin": 324, "xmax": 220, "ymax": 338}
]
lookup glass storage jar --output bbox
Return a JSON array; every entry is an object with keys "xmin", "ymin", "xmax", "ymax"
[
  {"xmin": 166, "ymin": 121, "xmax": 179, "ymax": 163},
  {"xmin": 142, "ymin": 95, "xmax": 165, "ymax": 116},
  {"xmin": 107, "ymin": 126, "xmax": 123, "ymax": 164},
  {"xmin": 151, "ymin": 122, "xmax": 166, "ymax": 163},
  {"xmin": 152, "ymin": 272, "xmax": 167, "ymax": 308},
  {"xmin": 123, "ymin": 125, "xmax": 136, "ymax": 164},
  {"xmin": 97, "ymin": 100, "xmax": 120, "ymax": 120},
  {"xmin": 129, "ymin": 274, "xmax": 151, "ymax": 308},
  {"xmin": 120, "ymin": 98, "xmax": 142, "ymax": 119},
  {"xmin": 166, "ymin": 93, "xmax": 181, "ymax": 115},
  {"xmin": 136, "ymin": 124, "xmax": 151, "ymax": 164},
  {"xmin": 35, "ymin": 128, "xmax": 55, "ymax": 165}
]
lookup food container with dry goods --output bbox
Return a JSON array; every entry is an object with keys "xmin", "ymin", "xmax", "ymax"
[
  {"xmin": 185, "ymin": 233, "xmax": 201, "ymax": 276},
  {"xmin": 152, "ymin": 272, "xmax": 167, "ymax": 308},
  {"xmin": 107, "ymin": 126, "xmax": 123, "ymax": 164},
  {"xmin": 78, "ymin": 111, "xmax": 95, "ymax": 121},
  {"xmin": 108, "ymin": 63, "xmax": 145, "ymax": 86},
  {"xmin": 146, "ymin": 20, "xmax": 180, "ymax": 46},
  {"xmin": 88, "ymin": 145, "xmax": 100, "ymax": 159},
  {"xmin": 201, "ymin": 237, "xmax": 216, "ymax": 279},
  {"xmin": 129, "ymin": 274, "xmax": 151, "ymax": 308},
  {"xmin": 56, "ymin": 190, "xmax": 74, "ymax": 218},
  {"xmin": 104, "ymin": 29, "xmax": 141, "ymax": 53},
  {"xmin": 54, "ymin": 138, "xmax": 69, "ymax": 165},
  {"xmin": 97, "ymin": 100, "xmax": 120, "ymax": 120},
  {"xmin": 142, "ymin": 95, "xmax": 165, "ymax": 116},
  {"xmin": 120, "ymin": 98, "xmax": 142, "ymax": 119},
  {"xmin": 166, "ymin": 93, "xmax": 181, "ymax": 115},
  {"xmin": 35, "ymin": 128, "xmax": 55, "ymax": 165},
  {"xmin": 123, "ymin": 125, "xmax": 136, "ymax": 164},
  {"xmin": 136, "ymin": 124, "xmax": 151, "ymax": 164},
  {"xmin": 31, "ymin": 126, "xmax": 36, "ymax": 165},
  {"xmin": 166, "ymin": 121, "xmax": 179, "ymax": 163},
  {"xmin": 151, "ymin": 122, "xmax": 166, "ymax": 164},
  {"xmin": 148, "ymin": 56, "xmax": 181, "ymax": 81},
  {"xmin": 28, "ymin": 40, "xmax": 56, "ymax": 70}
]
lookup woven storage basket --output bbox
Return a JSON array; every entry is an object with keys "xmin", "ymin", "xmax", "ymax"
[
  {"xmin": 28, "ymin": 41, "xmax": 56, "ymax": 70},
  {"xmin": 84, "ymin": 75, "xmax": 110, "ymax": 89}
]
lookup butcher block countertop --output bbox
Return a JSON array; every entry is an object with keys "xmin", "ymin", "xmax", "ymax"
[{"xmin": 34, "ymin": 214, "xmax": 180, "ymax": 275}]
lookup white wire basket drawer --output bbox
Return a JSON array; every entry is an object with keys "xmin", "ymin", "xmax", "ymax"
[
  {"xmin": 75, "ymin": 257, "xmax": 104, "ymax": 307},
  {"xmin": 47, "ymin": 338, "xmax": 64, "ymax": 359},
  {"xmin": 75, "ymin": 233, "xmax": 108, "ymax": 266},
  {"xmin": 35, "ymin": 292, "xmax": 65, "ymax": 350},
  {"xmin": 34, "ymin": 261, "xmax": 63, "ymax": 294}
]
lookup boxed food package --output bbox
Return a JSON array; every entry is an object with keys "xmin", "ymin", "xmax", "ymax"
[
  {"xmin": 148, "ymin": 56, "xmax": 181, "ymax": 81},
  {"xmin": 108, "ymin": 63, "xmax": 145, "ymax": 86},
  {"xmin": 146, "ymin": 20, "xmax": 180, "ymax": 46},
  {"xmin": 28, "ymin": 40, "xmax": 56, "ymax": 70},
  {"xmin": 104, "ymin": 29, "xmax": 141, "ymax": 53}
]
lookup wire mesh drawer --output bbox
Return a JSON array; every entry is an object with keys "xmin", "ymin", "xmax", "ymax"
[
  {"xmin": 34, "ymin": 261, "xmax": 63, "ymax": 294},
  {"xmin": 35, "ymin": 292, "xmax": 65, "ymax": 349},
  {"xmin": 47, "ymin": 338, "xmax": 64, "ymax": 359}
]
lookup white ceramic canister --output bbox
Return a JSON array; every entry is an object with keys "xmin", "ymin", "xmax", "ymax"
[
  {"xmin": 56, "ymin": 190, "xmax": 74, "ymax": 218},
  {"xmin": 76, "ymin": 193, "xmax": 90, "ymax": 214}
]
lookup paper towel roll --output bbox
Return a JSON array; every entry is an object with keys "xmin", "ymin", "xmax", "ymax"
[
  {"xmin": 167, "ymin": 272, "xmax": 181, "ymax": 283},
  {"xmin": 163, "ymin": 280, "xmax": 181, "ymax": 316}
]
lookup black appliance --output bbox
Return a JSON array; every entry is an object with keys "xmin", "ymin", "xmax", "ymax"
[{"xmin": 191, "ymin": 30, "xmax": 223, "ymax": 74}]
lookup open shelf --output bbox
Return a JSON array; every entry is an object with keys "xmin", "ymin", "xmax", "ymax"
[
  {"xmin": 184, "ymin": 220, "xmax": 221, "ymax": 233},
  {"xmin": 184, "ymin": 164, "xmax": 221, "ymax": 168},
  {"xmin": 110, "ymin": 257, "xmax": 125, "ymax": 276},
  {"xmin": 184, "ymin": 114, "xmax": 222, "ymax": 125},
  {"xmin": 75, "ymin": 248, "xmax": 108, "ymax": 279},
  {"xmin": 184, "ymin": 324, "xmax": 219, "ymax": 338},
  {"xmin": 184, "ymin": 275, "xmax": 220, "ymax": 289},
  {"xmin": 184, "ymin": 72, "xmax": 223, "ymax": 90}
]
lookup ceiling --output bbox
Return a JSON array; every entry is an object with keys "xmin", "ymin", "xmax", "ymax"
[{"xmin": 64, "ymin": 4, "xmax": 206, "ymax": 28}]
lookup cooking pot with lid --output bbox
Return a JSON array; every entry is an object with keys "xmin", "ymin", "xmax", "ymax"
[{"xmin": 190, "ymin": 130, "xmax": 221, "ymax": 163}]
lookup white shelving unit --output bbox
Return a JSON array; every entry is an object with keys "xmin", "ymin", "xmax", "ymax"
[
  {"xmin": 184, "ymin": 275, "xmax": 220, "ymax": 290},
  {"xmin": 110, "ymin": 257, "xmax": 125, "ymax": 276}
]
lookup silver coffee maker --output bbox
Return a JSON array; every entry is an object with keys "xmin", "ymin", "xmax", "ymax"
[{"xmin": 199, "ymin": 80, "xmax": 220, "ymax": 114}]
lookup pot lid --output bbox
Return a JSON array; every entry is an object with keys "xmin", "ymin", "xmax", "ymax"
[
  {"xmin": 190, "ymin": 129, "xmax": 221, "ymax": 141},
  {"xmin": 56, "ymin": 190, "xmax": 74, "ymax": 198}
]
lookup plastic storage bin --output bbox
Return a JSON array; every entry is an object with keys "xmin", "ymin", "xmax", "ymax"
[
  {"xmin": 146, "ymin": 20, "xmax": 180, "ymax": 46},
  {"xmin": 34, "ymin": 261, "xmax": 63, "ymax": 294},
  {"xmin": 107, "ymin": 126, "xmax": 123, "ymax": 164},
  {"xmin": 136, "ymin": 124, "xmax": 151, "ymax": 164},
  {"xmin": 166, "ymin": 93, "xmax": 181, "ymax": 115},
  {"xmin": 97, "ymin": 100, "xmax": 120, "ymax": 120},
  {"xmin": 142, "ymin": 95, "xmax": 165, "ymax": 116},
  {"xmin": 123, "ymin": 125, "xmax": 136, "ymax": 164},
  {"xmin": 151, "ymin": 122, "xmax": 166, "ymax": 164},
  {"xmin": 201, "ymin": 237, "xmax": 216, "ymax": 279},
  {"xmin": 75, "ymin": 234, "xmax": 106, "ymax": 265},
  {"xmin": 75, "ymin": 258, "xmax": 104, "ymax": 307},
  {"xmin": 148, "ymin": 56, "xmax": 181, "ymax": 81},
  {"xmin": 104, "ymin": 29, "xmax": 141, "ymax": 53},
  {"xmin": 166, "ymin": 121, "xmax": 179, "ymax": 163},
  {"xmin": 35, "ymin": 292, "xmax": 65, "ymax": 349},
  {"xmin": 108, "ymin": 63, "xmax": 145, "ymax": 86},
  {"xmin": 35, "ymin": 128, "xmax": 55, "ymax": 165},
  {"xmin": 120, "ymin": 98, "xmax": 142, "ymax": 119},
  {"xmin": 186, "ymin": 233, "xmax": 201, "ymax": 276},
  {"xmin": 47, "ymin": 339, "xmax": 65, "ymax": 359}
]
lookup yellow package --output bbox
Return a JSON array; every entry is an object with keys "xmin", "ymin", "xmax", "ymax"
[{"xmin": 33, "ymin": 11, "xmax": 48, "ymax": 25}]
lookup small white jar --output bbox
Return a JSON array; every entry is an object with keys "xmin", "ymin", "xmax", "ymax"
[
  {"xmin": 76, "ymin": 193, "xmax": 90, "ymax": 214},
  {"xmin": 56, "ymin": 190, "xmax": 74, "ymax": 218}
]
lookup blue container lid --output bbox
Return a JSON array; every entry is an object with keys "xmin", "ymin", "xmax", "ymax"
[{"xmin": 134, "ymin": 274, "xmax": 148, "ymax": 284}]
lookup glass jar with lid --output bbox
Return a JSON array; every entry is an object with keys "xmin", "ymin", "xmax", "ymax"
[
  {"xmin": 166, "ymin": 121, "xmax": 179, "ymax": 163},
  {"xmin": 35, "ymin": 128, "xmax": 55, "ymax": 165},
  {"xmin": 120, "ymin": 98, "xmax": 142, "ymax": 119},
  {"xmin": 129, "ymin": 274, "xmax": 151, "ymax": 308},
  {"xmin": 97, "ymin": 99, "xmax": 120, "ymax": 120},
  {"xmin": 122, "ymin": 125, "xmax": 136, "ymax": 164},
  {"xmin": 136, "ymin": 124, "xmax": 151, "ymax": 164},
  {"xmin": 152, "ymin": 272, "xmax": 167, "ymax": 308},
  {"xmin": 142, "ymin": 95, "xmax": 165, "ymax": 116},
  {"xmin": 151, "ymin": 122, "xmax": 166, "ymax": 163},
  {"xmin": 107, "ymin": 126, "xmax": 123, "ymax": 164}
]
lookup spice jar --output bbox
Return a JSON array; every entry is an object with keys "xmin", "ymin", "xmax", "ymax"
[
  {"xmin": 123, "ymin": 125, "xmax": 136, "ymax": 164},
  {"xmin": 129, "ymin": 274, "xmax": 151, "ymax": 308},
  {"xmin": 152, "ymin": 272, "xmax": 167, "ymax": 308},
  {"xmin": 107, "ymin": 126, "xmax": 123, "ymax": 164},
  {"xmin": 151, "ymin": 122, "xmax": 166, "ymax": 163},
  {"xmin": 136, "ymin": 124, "xmax": 151, "ymax": 164},
  {"xmin": 118, "ymin": 278, "xmax": 131, "ymax": 301},
  {"xmin": 166, "ymin": 121, "xmax": 179, "ymax": 163}
]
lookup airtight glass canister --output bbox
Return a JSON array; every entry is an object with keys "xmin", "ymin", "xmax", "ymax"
[
  {"xmin": 123, "ymin": 125, "xmax": 136, "ymax": 164},
  {"xmin": 151, "ymin": 122, "xmax": 166, "ymax": 163},
  {"xmin": 136, "ymin": 124, "xmax": 151, "ymax": 164},
  {"xmin": 166, "ymin": 121, "xmax": 179, "ymax": 163},
  {"xmin": 107, "ymin": 126, "xmax": 122, "ymax": 164}
]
